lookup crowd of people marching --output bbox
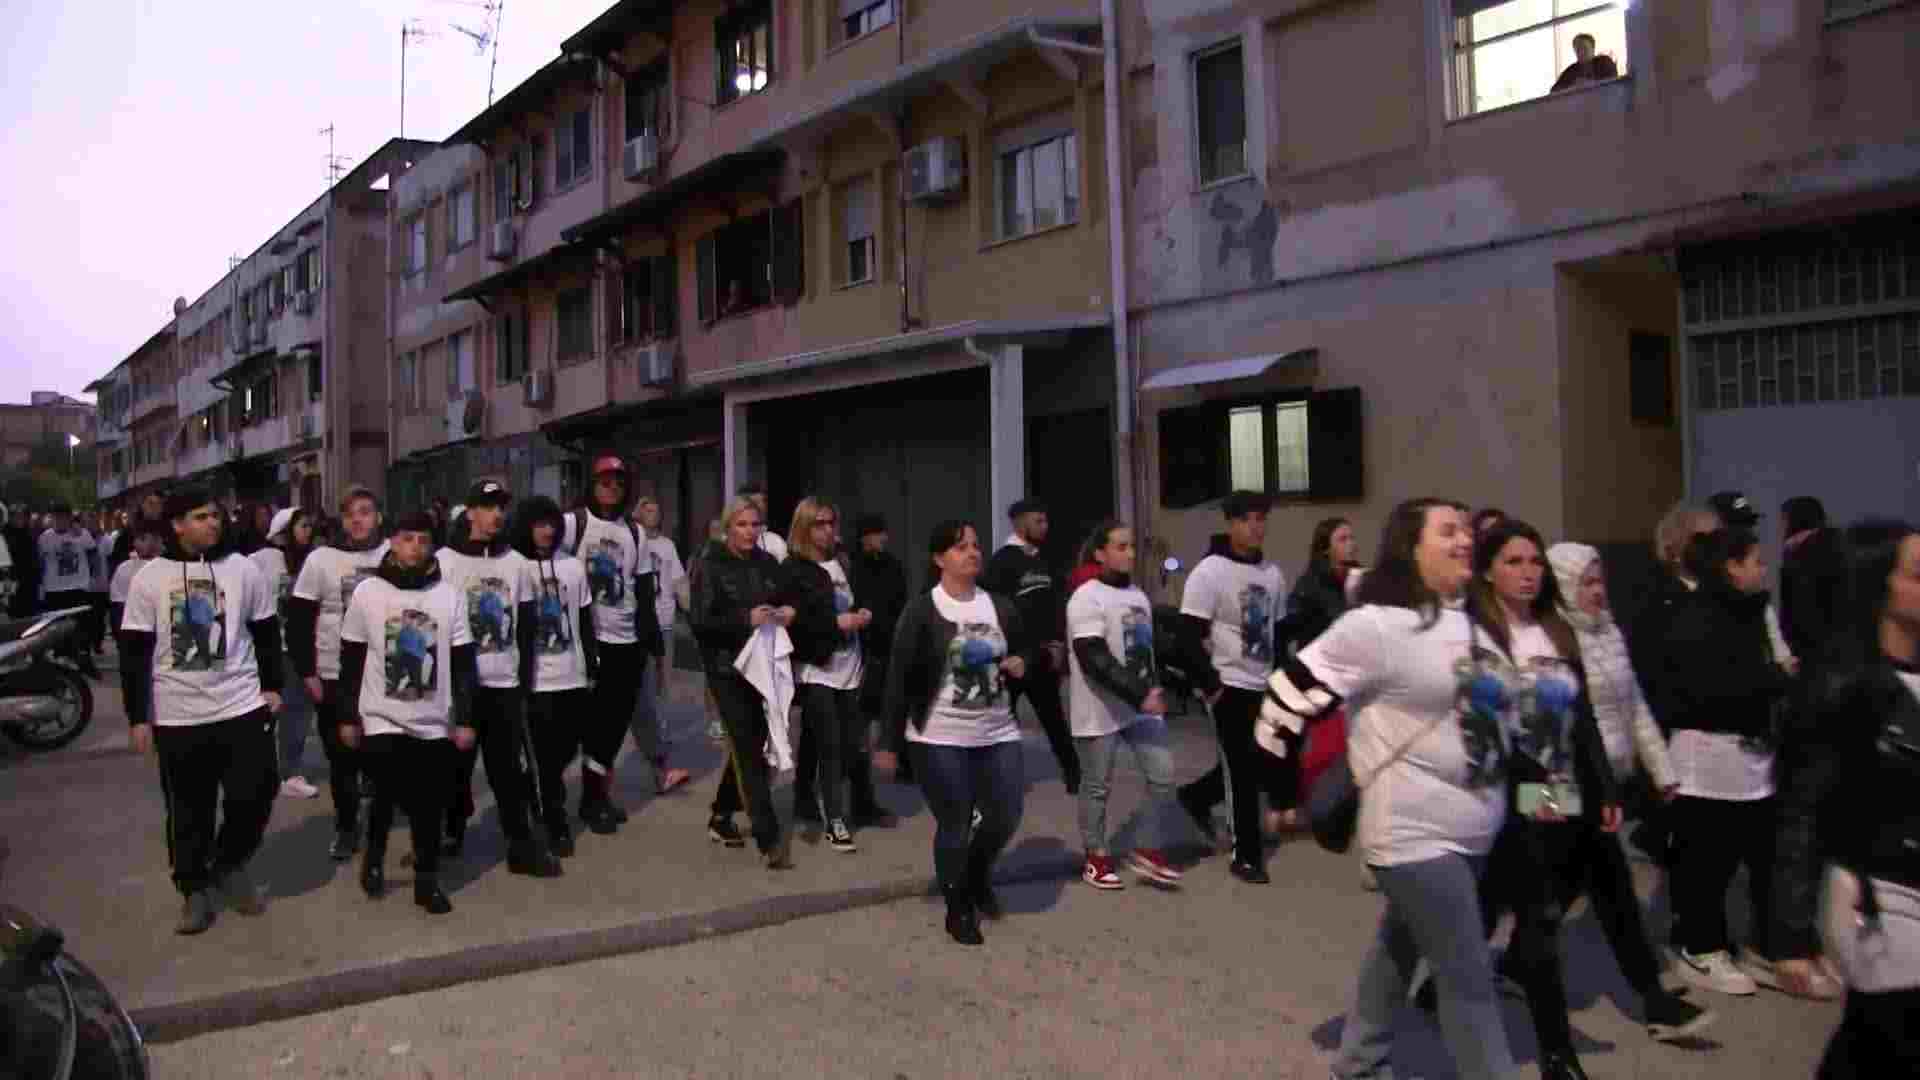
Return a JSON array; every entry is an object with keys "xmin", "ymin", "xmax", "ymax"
[{"xmin": 5, "ymin": 460, "xmax": 1913, "ymax": 1078}]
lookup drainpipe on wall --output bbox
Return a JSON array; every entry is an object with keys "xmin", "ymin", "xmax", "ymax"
[{"xmin": 1098, "ymin": 0, "xmax": 1135, "ymax": 524}]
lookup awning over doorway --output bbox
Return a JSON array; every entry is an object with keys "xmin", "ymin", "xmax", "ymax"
[{"xmin": 1138, "ymin": 348, "xmax": 1315, "ymax": 391}]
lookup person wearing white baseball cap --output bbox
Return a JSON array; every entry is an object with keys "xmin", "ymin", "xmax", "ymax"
[{"xmin": 253, "ymin": 508, "xmax": 321, "ymax": 799}]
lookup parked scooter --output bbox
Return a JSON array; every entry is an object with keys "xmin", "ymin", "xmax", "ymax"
[
  {"xmin": 0, "ymin": 607, "xmax": 94, "ymax": 752},
  {"xmin": 0, "ymin": 906, "xmax": 150, "ymax": 1080}
]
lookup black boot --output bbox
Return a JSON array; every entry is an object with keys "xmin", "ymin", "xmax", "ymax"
[
  {"xmin": 548, "ymin": 822, "xmax": 575, "ymax": 858},
  {"xmin": 943, "ymin": 883, "xmax": 983, "ymax": 946},
  {"xmin": 360, "ymin": 862, "xmax": 386, "ymax": 899},
  {"xmin": 579, "ymin": 772, "xmax": 620, "ymax": 835},
  {"xmin": 414, "ymin": 877, "xmax": 452, "ymax": 915},
  {"xmin": 443, "ymin": 817, "xmax": 467, "ymax": 857},
  {"xmin": 966, "ymin": 846, "xmax": 1003, "ymax": 921},
  {"xmin": 507, "ymin": 834, "xmax": 564, "ymax": 878},
  {"xmin": 1538, "ymin": 1051, "xmax": 1590, "ymax": 1080}
]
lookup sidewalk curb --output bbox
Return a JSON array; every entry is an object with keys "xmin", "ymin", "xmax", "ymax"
[{"xmin": 130, "ymin": 853, "xmax": 1082, "ymax": 1045}]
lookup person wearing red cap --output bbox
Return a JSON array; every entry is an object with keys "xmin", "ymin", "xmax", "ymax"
[{"xmin": 564, "ymin": 453, "xmax": 665, "ymax": 831}]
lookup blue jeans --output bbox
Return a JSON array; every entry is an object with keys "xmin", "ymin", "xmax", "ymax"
[
  {"xmin": 1334, "ymin": 853, "xmax": 1516, "ymax": 1080},
  {"xmin": 276, "ymin": 655, "xmax": 311, "ymax": 777},
  {"xmin": 1076, "ymin": 717, "xmax": 1175, "ymax": 853},
  {"xmin": 912, "ymin": 740, "xmax": 1025, "ymax": 892}
]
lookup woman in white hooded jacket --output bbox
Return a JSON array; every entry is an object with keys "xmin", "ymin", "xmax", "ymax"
[{"xmin": 1547, "ymin": 543, "xmax": 1675, "ymax": 796}]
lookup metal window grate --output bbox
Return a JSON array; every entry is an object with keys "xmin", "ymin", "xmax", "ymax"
[
  {"xmin": 1683, "ymin": 231, "xmax": 1916, "ymax": 330},
  {"xmin": 1691, "ymin": 312, "xmax": 1920, "ymax": 411}
]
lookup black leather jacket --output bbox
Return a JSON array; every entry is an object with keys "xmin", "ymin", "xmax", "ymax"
[
  {"xmin": 1774, "ymin": 659, "xmax": 1920, "ymax": 960},
  {"xmin": 688, "ymin": 542, "xmax": 782, "ymax": 674}
]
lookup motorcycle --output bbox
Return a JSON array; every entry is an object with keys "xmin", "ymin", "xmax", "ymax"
[
  {"xmin": 0, "ymin": 607, "xmax": 95, "ymax": 752},
  {"xmin": 0, "ymin": 906, "xmax": 150, "ymax": 1080}
]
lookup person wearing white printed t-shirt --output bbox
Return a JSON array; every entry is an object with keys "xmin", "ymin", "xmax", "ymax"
[
  {"xmin": 119, "ymin": 486, "xmax": 286, "ymax": 936},
  {"xmin": 287, "ymin": 486, "xmax": 389, "ymax": 861},
  {"xmin": 337, "ymin": 511, "xmax": 476, "ymax": 916},
  {"xmin": 109, "ymin": 524, "xmax": 163, "ymax": 635},
  {"xmin": 1171, "ymin": 491, "xmax": 1287, "ymax": 883},
  {"xmin": 781, "ymin": 497, "xmax": 874, "ymax": 853},
  {"xmin": 629, "ymin": 495, "xmax": 691, "ymax": 793},
  {"xmin": 1067, "ymin": 522, "xmax": 1182, "ymax": 891},
  {"xmin": 880, "ymin": 521, "xmax": 1031, "ymax": 946},
  {"xmin": 512, "ymin": 496, "xmax": 598, "ymax": 859},
  {"xmin": 437, "ymin": 479, "xmax": 558, "ymax": 877}
]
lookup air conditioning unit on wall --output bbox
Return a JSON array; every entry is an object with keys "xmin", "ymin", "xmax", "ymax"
[
  {"xmin": 522, "ymin": 370, "xmax": 553, "ymax": 408},
  {"xmin": 904, "ymin": 136, "xmax": 965, "ymax": 203},
  {"xmin": 623, "ymin": 133, "xmax": 659, "ymax": 180},
  {"xmin": 486, "ymin": 221, "xmax": 517, "ymax": 261},
  {"xmin": 637, "ymin": 341, "xmax": 674, "ymax": 388}
]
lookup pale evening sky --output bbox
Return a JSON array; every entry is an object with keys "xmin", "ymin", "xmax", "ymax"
[{"xmin": 0, "ymin": 0, "xmax": 613, "ymax": 404}]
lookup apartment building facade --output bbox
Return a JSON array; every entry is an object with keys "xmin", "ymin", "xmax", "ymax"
[
  {"xmin": 386, "ymin": 0, "xmax": 1129, "ymax": 569},
  {"xmin": 1126, "ymin": 0, "xmax": 1920, "ymax": 583},
  {"xmin": 85, "ymin": 363, "xmax": 132, "ymax": 503},
  {"xmin": 0, "ymin": 395, "xmax": 95, "ymax": 471},
  {"xmin": 148, "ymin": 139, "xmax": 431, "ymax": 514}
]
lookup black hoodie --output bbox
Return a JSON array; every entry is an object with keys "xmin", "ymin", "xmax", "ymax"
[
  {"xmin": 1649, "ymin": 576, "xmax": 1793, "ymax": 739},
  {"xmin": 337, "ymin": 551, "xmax": 477, "ymax": 731},
  {"xmin": 117, "ymin": 530, "xmax": 285, "ymax": 729},
  {"xmin": 441, "ymin": 515, "xmax": 537, "ymax": 693},
  {"xmin": 509, "ymin": 496, "xmax": 600, "ymax": 684}
]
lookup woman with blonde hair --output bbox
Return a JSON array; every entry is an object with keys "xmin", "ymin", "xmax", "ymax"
[{"xmin": 781, "ymin": 496, "xmax": 874, "ymax": 852}]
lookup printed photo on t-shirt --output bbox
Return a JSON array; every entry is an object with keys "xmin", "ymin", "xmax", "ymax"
[
  {"xmin": 1453, "ymin": 647, "xmax": 1520, "ymax": 788},
  {"xmin": 55, "ymin": 542, "xmax": 83, "ymax": 578},
  {"xmin": 384, "ymin": 610, "xmax": 438, "ymax": 700},
  {"xmin": 1238, "ymin": 583, "xmax": 1273, "ymax": 662},
  {"xmin": 945, "ymin": 622, "xmax": 1006, "ymax": 711},
  {"xmin": 1120, "ymin": 605, "xmax": 1155, "ymax": 681},
  {"xmin": 466, "ymin": 576, "xmax": 514, "ymax": 653},
  {"xmin": 169, "ymin": 578, "xmax": 228, "ymax": 671},
  {"xmin": 587, "ymin": 540, "xmax": 626, "ymax": 606},
  {"xmin": 1515, "ymin": 657, "xmax": 1580, "ymax": 776},
  {"xmin": 535, "ymin": 578, "xmax": 571, "ymax": 655}
]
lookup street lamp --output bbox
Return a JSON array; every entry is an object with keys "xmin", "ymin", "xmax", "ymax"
[{"xmin": 66, "ymin": 433, "xmax": 79, "ymax": 503}]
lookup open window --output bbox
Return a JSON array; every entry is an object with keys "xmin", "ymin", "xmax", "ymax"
[
  {"xmin": 616, "ymin": 256, "xmax": 678, "ymax": 344},
  {"xmin": 1450, "ymin": 0, "xmax": 1627, "ymax": 118},
  {"xmin": 1192, "ymin": 41, "xmax": 1247, "ymax": 186},
  {"xmin": 1158, "ymin": 388, "xmax": 1364, "ymax": 508},
  {"xmin": 716, "ymin": 1, "xmax": 773, "ymax": 105},
  {"xmin": 494, "ymin": 311, "xmax": 530, "ymax": 385},
  {"xmin": 840, "ymin": 178, "xmax": 876, "ymax": 285},
  {"xmin": 695, "ymin": 200, "xmax": 804, "ymax": 322},
  {"xmin": 625, "ymin": 62, "xmax": 670, "ymax": 142},
  {"xmin": 555, "ymin": 108, "xmax": 593, "ymax": 190}
]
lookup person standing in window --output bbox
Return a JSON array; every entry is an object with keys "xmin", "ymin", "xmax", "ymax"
[
  {"xmin": 288, "ymin": 486, "xmax": 388, "ymax": 863},
  {"xmin": 782, "ymin": 497, "xmax": 873, "ymax": 853},
  {"xmin": 691, "ymin": 496, "xmax": 793, "ymax": 868},
  {"xmin": 1551, "ymin": 33, "xmax": 1618, "ymax": 93},
  {"xmin": 880, "ymin": 520, "xmax": 1031, "ymax": 945},
  {"xmin": 1172, "ymin": 491, "xmax": 1287, "ymax": 885},
  {"xmin": 982, "ymin": 498, "xmax": 1080, "ymax": 795},
  {"xmin": 1070, "ymin": 521, "xmax": 1182, "ymax": 891}
]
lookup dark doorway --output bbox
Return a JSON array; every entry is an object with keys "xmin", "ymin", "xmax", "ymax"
[{"xmin": 1027, "ymin": 406, "xmax": 1115, "ymax": 575}]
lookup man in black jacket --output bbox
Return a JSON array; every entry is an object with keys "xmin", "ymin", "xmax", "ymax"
[
  {"xmin": 981, "ymin": 498, "xmax": 1080, "ymax": 793},
  {"xmin": 3, "ymin": 504, "xmax": 37, "ymax": 617},
  {"xmin": 1778, "ymin": 495, "xmax": 1845, "ymax": 668}
]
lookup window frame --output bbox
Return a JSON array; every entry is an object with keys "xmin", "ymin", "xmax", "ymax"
[
  {"xmin": 448, "ymin": 183, "xmax": 477, "ymax": 251},
  {"xmin": 1157, "ymin": 387, "xmax": 1365, "ymax": 508},
  {"xmin": 839, "ymin": 0, "xmax": 895, "ymax": 45},
  {"xmin": 554, "ymin": 108, "xmax": 593, "ymax": 191},
  {"xmin": 617, "ymin": 255, "xmax": 678, "ymax": 344},
  {"xmin": 696, "ymin": 203, "xmax": 804, "ymax": 323},
  {"xmin": 994, "ymin": 124, "xmax": 1079, "ymax": 242},
  {"xmin": 495, "ymin": 311, "xmax": 531, "ymax": 385},
  {"xmin": 1190, "ymin": 39, "xmax": 1249, "ymax": 188},
  {"xmin": 716, "ymin": 1, "xmax": 774, "ymax": 106},
  {"xmin": 404, "ymin": 215, "xmax": 428, "ymax": 277},
  {"xmin": 556, "ymin": 287, "xmax": 594, "ymax": 365},
  {"xmin": 1447, "ymin": 0, "xmax": 1629, "ymax": 120},
  {"xmin": 624, "ymin": 62, "xmax": 670, "ymax": 143},
  {"xmin": 840, "ymin": 177, "xmax": 877, "ymax": 286}
]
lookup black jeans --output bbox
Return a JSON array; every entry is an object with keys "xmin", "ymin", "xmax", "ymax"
[
  {"xmin": 1491, "ymin": 817, "xmax": 1665, "ymax": 1055},
  {"xmin": 450, "ymin": 686, "xmax": 539, "ymax": 851},
  {"xmin": 1178, "ymin": 687, "xmax": 1286, "ymax": 866},
  {"xmin": 708, "ymin": 671, "xmax": 781, "ymax": 851},
  {"xmin": 313, "ymin": 679, "xmax": 363, "ymax": 832},
  {"xmin": 1668, "ymin": 794, "xmax": 1776, "ymax": 957},
  {"xmin": 587, "ymin": 642, "xmax": 646, "ymax": 775},
  {"xmin": 913, "ymin": 740, "xmax": 1026, "ymax": 893},
  {"xmin": 1820, "ymin": 987, "xmax": 1920, "ymax": 1077},
  {"xmin": 795, "ymin": 684, "xmax": 865, "ymax": 822},
  {"xmin": 154, "ymin": 708, "xmax": 278, "ymax": 896},
  {"xmin": 1008, "ymin": 671, "xmax": 1079, "ymax": 789},
  {"xmin": 361, "ymin": 734, "xmax": 456, "ymax": 877},
  {"xmin": 527, "ymin": 688, "xmax": 591, "ymax": 830}
]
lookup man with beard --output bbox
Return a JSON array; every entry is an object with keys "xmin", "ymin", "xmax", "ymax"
[{"xmin": 982, "ymin": 498, "xmax": 1079, "ymax": 794}]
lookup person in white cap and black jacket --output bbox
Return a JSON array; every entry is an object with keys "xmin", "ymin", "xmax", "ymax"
[
  {"xmin": 337, "ymin": 510, "xmax": 477, "ymax": 915},
  {"xmin": 287, "ymin": 485, "xmax": 389, "ymax": 861},
  {"xmin": 438, "ymin": 479, "xmax": 559, "ymax": 878},
  {"xmin": 118, "ymin": 484, "xmax": 286, "ymax": 935},
  {"xmin": 563, "ymin": 452, "xmax": 666, "ymax": 832}
]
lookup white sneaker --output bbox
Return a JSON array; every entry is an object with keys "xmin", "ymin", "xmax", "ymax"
[
  {"xmin": 1672, "ymin": 948, "xmax": 1757, "ymax": 996},
  {"xmin": 279, "ymin": 776, "xmax": 320, "ymax": 799},
  {"xmin": 1741, "ymin": 950, "xmax": 1843, "ymax": 1000}
]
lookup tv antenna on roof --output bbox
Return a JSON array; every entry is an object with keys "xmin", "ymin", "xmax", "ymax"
[
  {"xmin": 319, "ymin": 124, "xmax": 352, "ymax": 190},
  {"xmin": 444, "ymin": 0, "xmax": 506, "ymax": 107}
]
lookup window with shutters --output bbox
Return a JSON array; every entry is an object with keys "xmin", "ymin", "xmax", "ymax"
[
  {"xmin": 995, "ymin": 120, "xmax": 1078, "ymax": 241},
  {"xmin": 1158, "ymin": 388, "xmax": 1364, "ymax": 508},
  {"xmin": 716, "ymin": 1, "xmax": 772, "ymax": 105},
  {"xmin": 1192, "ymin": 42, "xmax": 1247, "ymax": 186},
  {"xmin": 449, "ymin": 184, "xmax": 477, "ymax": 250},
  {"xmin": 1450, "ymin": 0, "xmax": 1628, "ymax": 118},
  {"xmin": 557, "ymin": 288, "xmax": 594, "ymax": 365},
  {"xmin": 840, "ymin": 178, "xmax": 876, "ymax": 286},
  {"xmin": 555, "ymin": 108, "xmax": 593, "ymax": 190},
  {"xmin": 839, "ymin": 0, "xmax": 894, "ymax": 44},
  {"xmin": 495, "ymin": 312, "xmax": 530, "ymax": 385},
  {"xmin": 695, "ymin": 202, "xmax": 803, "ymax": 323},
  {"xmin": 617, "ymin": 257, "xmax": 677, "ymax": 344}
]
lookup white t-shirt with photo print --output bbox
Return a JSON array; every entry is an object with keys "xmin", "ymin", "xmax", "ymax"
[
  {"xmin": 1067, "ymin": 578, "xmax": 1159, "ymax": 738},
  {"xmin": 799, "ymin": 558, "xmax": 863, "ymax": 691},
  {"xmin": 573, "ymin": 513, "xmax": 644, "ymax": 645},
  {"xmin": 527, "ymin": 555, "xmax": 592, "ymax": 693},
  {"xmin": 292, "ymin": 543, "xmax": 390, "ymax": 680},
  {"xmin": 38, "ymin": 528, "xmax": 96, "ymax": 595},
  {"xmin": 122, "ymin": 553, "xmax": 277, "ymax": 728},
  {"xmin": 909, "ymin": 586, "xmax": 1019, "ymax": 749},
  {"xmin": 1180, "ymin": 553, "xmax": 1286, "ymax": 691},
  {"xmin": 341, "ymin": 575, "xmax": 470, "ymax": 739},
  {"xmin": 435, "ymin": 548, "xmax": 533, "ymax": 690}
]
